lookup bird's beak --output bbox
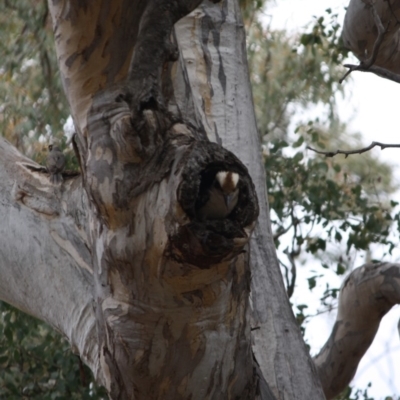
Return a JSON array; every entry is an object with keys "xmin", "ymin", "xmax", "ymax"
[{"xmin": 224, "ymin": 194, "xmax": 234, "ymax": 209}]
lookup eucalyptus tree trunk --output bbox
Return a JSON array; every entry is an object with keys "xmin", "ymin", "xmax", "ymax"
[
  {"xmin": 0, "ymin": 0, "xmax": 324, "ymax": 399},
  {"xmin": 2, "ymin": 0, "xmax": 399, "ymax": 399}
]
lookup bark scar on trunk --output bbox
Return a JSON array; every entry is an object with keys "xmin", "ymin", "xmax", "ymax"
[{"xmin": 127, "ymin": 0, "xmax": 205, "ymax": 113}]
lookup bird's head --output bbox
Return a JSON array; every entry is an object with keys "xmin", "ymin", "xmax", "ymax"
[{"xmin": 215, "ymin": 171, "xmax": 239, "ymax": 208}]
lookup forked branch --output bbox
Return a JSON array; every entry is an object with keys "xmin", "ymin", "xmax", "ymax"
[{"xmin": 314, "ymin": 263, "xmax": 400, "ymax": 399}]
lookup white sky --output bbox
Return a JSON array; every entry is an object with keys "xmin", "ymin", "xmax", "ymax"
[{"xmin": 268, "ymin": 1, "xmax": 400, "ymax": 398}]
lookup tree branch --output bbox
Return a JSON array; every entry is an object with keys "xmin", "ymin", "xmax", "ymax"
[
  {"xmin": 342, "ymin": 0, "xmax": 400, "ymax": 78},
  {"xmin": 273, "ymin": 222, "xmax": 293, "ymax": 241},
  {"xmin": 314, "ymin": 262, "xmax": 400, "ymax": 399},
  {"xmin": 340, "ymin": 0, "xmax": 388, "ymax": 83},
  {"xmin": 283, "ymin": 248, "xmax": 297, "ymax": 299},
  {"xmin": 307, "ymin": 141, "xmax": 400, "ymax": 157},
  {"xmin": 341, "ymin": 63, "xmax": 400, "ymax": 84},
  {"xmin": 45, "ymin": 0, "xmax": 326, "ymax": 397},
  {"xmin": 398, "ymin": 316, "xmax": 400, "ymax": 341},
  {"xmin": 0, "ymin": 136, "xmax": 101, "ymax": 382},
  {"xmin": 127, "ymin": 0, "xmax": 205, "ymax": 111}
]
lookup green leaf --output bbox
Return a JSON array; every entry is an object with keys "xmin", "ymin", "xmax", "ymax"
[
  {"xmin": 307, "ymin": 276, "xmax": 317, "ymax": 290},
  {"xmin": 292, "ymin": 136, "xmax": 304, "ymax": 148},
  {"xmin": 336, "ymin": 264, "xmax": 346, "ymax": 275}
]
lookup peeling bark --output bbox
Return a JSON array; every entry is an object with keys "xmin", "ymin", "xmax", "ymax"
[
  {"xmin": 1, "ymin": 0, "xmax": 369, "ymax": 398},
  {"xmin": 6, "ymin": 0, "xmax": 400, "ymax": 399},
  {"xmin": 85, "ymin": 100, "xmax": 259, "ymax": 398},
  {"xmin": 47, "ymin": 0, "xmax": 267, "ymax": 398},
  {"xmin": 47, "ymin": 0, "xmax": 325, "ymax": 397}
]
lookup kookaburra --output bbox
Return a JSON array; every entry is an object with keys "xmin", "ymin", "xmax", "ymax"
[
  {"xmin": 46, "ymin": 144, "xmax": 66, "ymax": 185},
  {"xmin": 197, "ymin": 171, "xmax": 239, "ymax": 220}
]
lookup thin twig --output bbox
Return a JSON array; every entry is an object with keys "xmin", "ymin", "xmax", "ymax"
[
  {"xmin": 342, "ymin": 63, "xmax": 400, "ymax": 83},
  {"xmin": 339, "ymin": 68, "xmax": 353, "ymax": 84},
  {"xmin": 307, "ymin": 141, "xmax": 400, "ymax": 158},
  {"xmin": 273, "ymin": 222, "xmax": 293, "ymax": 241},
  {"xmin": 283, "ymin": 248, "xmax": 297, "ymax": 299},
  {"xmin": 279, "ymin": 259, "xmax": 291, "ymax": 294},
  {"xmin": 397, "ymin": 317, "xmax": 400, "ymax": 340}
]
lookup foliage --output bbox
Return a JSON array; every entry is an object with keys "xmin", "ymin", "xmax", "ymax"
[
  {"xmin": 0, "ymin": 303, "xmax": 107, "ymax": 399},
  {"xmin": 268, "ymin": 124, "xmax": 397, "ymax": 256},
  {"xmin": 246, "ymin": 7, "xmax": 349, "ymax": 139},
  {"xmin": 239, "ymin": 0, "xmax": 266, "ymax": 23},
  {"xmin": 334, "ymin": 384, "xmax": 400, "ymax": 400},
  {"xmin": 336, "ymin": 384, "xmax": 374, "ymax": 400},
  {"xmin": 243, "ymin": 5, "xmax": 400, "ymax": 396},
  {"xmin": 244, "ymin": 4, "xmax": 399, "ymax": 309},
  {"xmin": 0, "ymin": 0, "xmax": 75, "ymax": 168},
  {"xmin": 0, "ymin": 0, "xmax": 398, "ymax": 398}
]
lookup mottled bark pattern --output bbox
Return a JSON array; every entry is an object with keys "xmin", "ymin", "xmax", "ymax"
[
  {"xmin": 49, "ymin": 0, "xmax": 261, "ymax": 398},
  {"xmin": 84, "ymin": 82, "xmax": 259, "ymax": 398},
  {"xmin": 314, "ymin": 262, "xmax": 400, "ymax": 399},
  {"xmin": 1, "ymin": 1, "xmax": 400, "ymax": 399}
]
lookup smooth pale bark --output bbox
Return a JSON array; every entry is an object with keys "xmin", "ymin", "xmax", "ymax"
[
  {"xmin": 0, "ymin": 138, "xmax": 101, "ymax": 380},
  {"xmin": 47, "ymin": 0, "xmax": 267, "ymax": 399},
  {"xmin": 3, "ymin": 0, "xmax": 399, "ymax": 399},
  {"xmin": 0, "ymin": 0, "xmax": 326, "ymax": 399},
  {"xmin": 314, "ymin": 263, "xmax": 400, "ymax": 399},
  {"xmin": 174, "ymin": 4, "xmax": 324, "ymax": 399}
]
